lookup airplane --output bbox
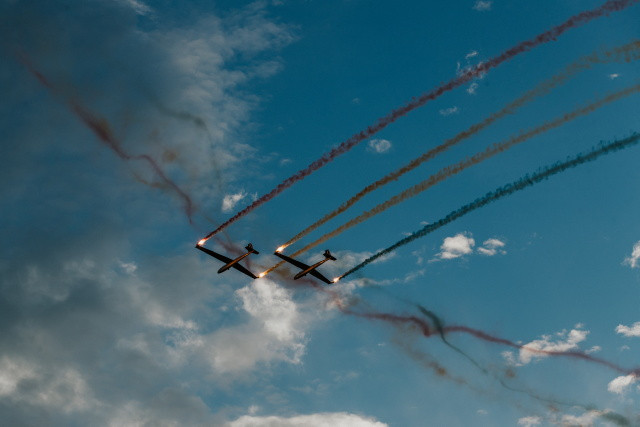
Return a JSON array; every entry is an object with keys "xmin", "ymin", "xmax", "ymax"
[
  {"xmin": 274, "ymin": 249, "xmax": 337, "ymax": 284},
  {"xmin": 195, "ymin": 242, "xmax": 260, "ymax": 279}
]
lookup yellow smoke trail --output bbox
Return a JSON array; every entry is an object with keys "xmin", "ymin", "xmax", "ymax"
[
  {"xmin": 262, "ymin": 83, "xmax": 640, "ymax": 274},
  {"xmin": 278, "ymin": 41, "xmax": 640, "ymax": 251}
]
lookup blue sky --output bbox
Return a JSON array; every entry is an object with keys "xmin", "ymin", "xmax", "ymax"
[{"xmin": 2, "ymin": 0, "xmax": 640, "ymax": 425}]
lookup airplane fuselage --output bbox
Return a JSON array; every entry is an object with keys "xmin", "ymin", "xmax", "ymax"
[
  {"xmin": 293, "ymin": 258, "xmax": 329, "ymax": 280},
  {"xmin": 218, "ymin": 251, "xmax": 252, "ymax": 274}
]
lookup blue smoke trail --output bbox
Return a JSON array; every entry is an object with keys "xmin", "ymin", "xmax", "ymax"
[{"xmin": 340, "ymin": 132, "xmax": 640, "ymax": 278}]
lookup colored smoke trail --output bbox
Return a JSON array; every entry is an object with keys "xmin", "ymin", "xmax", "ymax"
[
  {"xmin": 289, "ymin": 277, "xmax": 633, "ymax": 421},
  {"xmin": 340, "ymin": 132, "xmax": 640, "ymax": 278},
  {"xmin": 313, "ymin": 280, "xmax": 639, "ymax": 375},
  {"xmin": 273, "ymin": 83, "xmax": 640, "ymax": 268},
  {"xmin": 19, "ymin": 54, "xmax": 196, "ymax": 223},
  {"xmin": 343, "ymin": 301, "xmax": 639, "ymax": 376},
  {"xmin": 151, "ymin": 98, "xmax": 227, "ymax": 194},
  {"xmin": 199, "ymin": 0, "xmax": 640, "ymax": 243},
  {"xmin": 279, "ymin": 40, "xmax": 640, "ymax": 249},
  {"xmin": 413, "ymin": 305, "xmax": 629, "ymax": 420}
]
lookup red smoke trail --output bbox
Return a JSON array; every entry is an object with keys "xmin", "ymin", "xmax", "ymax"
[
  {"xmin": 442, "ymin": 325, "xmax": 636, "ymax": 376},
  {"xmin": 69, "ymin": 101, "xmax": 195, "ymax": 221},
  {"xmin": 348, "ymin": 307, "xmax": 639, "ymax": 376},
  {"xmin": 304, "ymin": 281, "xmax": 639, "ymax": 375},
  {"xmin": 282, "ymin": 279, "xmax": 632, "ymax": 421},
  {"xmin": 19, "ymin": 53, "xmax": 196, "ymax": 223},
  {"xmin": 201, "ymin": 0, "xmax": 640, "ymax": 242}
]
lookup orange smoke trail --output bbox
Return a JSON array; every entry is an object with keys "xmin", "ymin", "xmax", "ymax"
[
  {"xmin": 275, "ymin": 83, "xmax": 640, "ymax": 263},
  {"xmin": 199, "ymin": 0, "xmax": 640, "ymax": 244},
  {"xmin": 279, "ymin": 41, "xmax": 640, "ymax": 249}
]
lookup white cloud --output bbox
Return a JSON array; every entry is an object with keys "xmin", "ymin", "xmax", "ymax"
[
  {"xmin": 585, "ymin": 345, "xmax": 601, "ymax": 354},
  {"xmin": 473, "ymin": 1, "xmax": 492, "ymax": 11},
  {"xmin": 237, "ymin": 279, "xmax": 302, "ymax": 342},
  {"xmin": 477, "ymin": 238, "xmax": 506, "ymax": 256},
  {"xmin": 623, "ymin": 241, "xmax": 640, "ymax": 268},
  {"xmin": 517, "ymin": 416, "xmax": 541, "ymax": 426},
  {"xmin": 193, "ymin": 279, "xmax": 309, "ymax": 373},
  {"xmin": 438, "ymin": 233, "xmax": 475, "ymax": 259},
  {"xmin": 465, "ymin": 50, "xmax": 478, "ymax": 60},
  {"xmin": 227, "ymin": 412, "xmax": 388, "ymax": 427},
  {"xmin": 0, "ymin": 1, "xmax": 303, "ymax": 424},
  {"xmin": 467, "ymin": 81, "xmax": 479, "ymax": 95},
  {"xmin": 119, "ymin": 261, "xmax": 138, "ymax": 274},
  {"xmin": 368, "ymin": 138, "xmax": 392, "ymax": 153},
  {"xmin": 561, "ymin": 410, "xmax": 612, "ymax": 426},
  {"xmin": 616, "ymin": 321, "xmax": 640, "ymax": 337},
  {"xmin": 504, "ymin": 326, "xmax": 590, "ymax": 365},
  {"xmin": 609, "ymin": 73, "xmax": 621, "ymax": 79},
  {"xmin": 439, "ymin": 106, "xmax": 459, "ymax": 116},
  {"xmin": 403, "ymin": 269, "xmax": 426, "ymax": 283},
  {"xmin": 222, "ymin": 191, "xmax": 247, "ymax": 212},
  {"xmin": 477, "ymin": 409, "xmax": 488, "ymax": 416},
  {"xmin": 0, "ymin": 357, "xmax": 94, "ymax": 413},
  {"xmin": 608, "ymin": 375, "xmax": 637, "ymax": 394},
  {"xmin": 117, "ymin": 0, "xmax": 152, "ymax": 15}
]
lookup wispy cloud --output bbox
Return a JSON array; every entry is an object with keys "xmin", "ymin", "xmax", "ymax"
[
  {"xmin": 503, "ymin": 325, "xmax": 590, "ymax": 365},
  {"xmin": 465, "ymin": 50, "xmax": 479, "ymax": 60},
  {"xmin": 607, "ymin": 374, "xmax": 637, "ymax": 394},
  {"xmin": 517, "ymin": 416, "xmax": 541, "ymax": 427},
  {"xmin": 609, "ymin": 73, "xmax": 621, "ymax": 79},
  {"xmin": 616, "ymin": 321, "xmax": 640, "ymax": 337},
  {"xmin": 472, "ymin": 1, "xmax": 492, "ymax": 11},
  {"xmin": 439, "ymin": 106, "xmax": 459, "ymax": 116},
  {"xmin": 222, "ymin": 191, "xmax": 247, "ymax": 212},
  {"xmin": 477, "ymin": 238, "xmax": 506, "ymax": 256},
  {"xmin": 227, "ymin": 412, "xmax": 388, "ymax": 426},
  {"xmin": 623, "ymin": 241, "xmax": 640, "ymax": 268},
  {"xmin": 0, "ymin": 1, "xmax": 299, "ymax": 424},
  {"xmin": 367, "ymin": 138, "xmax": 392, "ymax": 153},
  {"xmin": 117, "ymin": 0, "xmax": 152, "ymax": 15}
]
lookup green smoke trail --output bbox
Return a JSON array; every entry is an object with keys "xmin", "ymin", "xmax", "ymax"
[{"xmin": 340, "ymin": 132, "xmax": 640, "ymax": 278}]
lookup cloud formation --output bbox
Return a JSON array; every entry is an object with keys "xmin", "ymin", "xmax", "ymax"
[
  {"xmin": 503, "ymin": 325, "xmax": 590, "ymax": 365},
  {"xmin": 623, "ymin": 241, "xmax": 640, "ymax": 268},
  {"xmin": 223, "ymin": 191, "xmax": 248, "ymax": 212},
  {"xmin": 438, "ymin": 106, "xmax": 459, "ymax": 116},
  {"xmin": 0, "ymin": 1, "xmax": 303, "ymax": 424},
  {"xmin": 615, "ymin": 321, "xmax": 640, "ymax": 337},
  {"xmin": 367, "ymin": 139, "xmax": 392, "ymax": 154},
  {"xmin": 517, "ymin": 416, "xmax": 541, "ymax": 427},
  {"xmin": 473, "ymin": 1, "xmax": 493, "ymax": 11},
  {"xmin": 227, "ymin": 412, "xmax": 388, "ymax": 427},
  {"xmin": 438, "ymin": 233, "xmax": 475, "ymax": 259},
  {"xmin": 607, "ymin": 374, "xmax": 637, "ymax": 394},
  {"xmin": 477, "ymin": 238, "xmax": 506, "ymax": 256}
]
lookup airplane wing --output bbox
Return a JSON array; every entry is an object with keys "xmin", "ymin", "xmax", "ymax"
[
  {"xmin": 196, "ymin": 246, "xmax": 257, "ymax": 279},
  {"xmin": 231, "ymin": 263, "xmax": 258, "ymax": 279},
  {"xmin": 274, "ymin": 252, "xmax": 311, "ymax": 271},
  {"xmin": 309, "ymin": 269, "xmax": 333, "ymax": 285},
  {"xmin": 195, "ymin": 245, "xmax": 234, "ymax": 265}
]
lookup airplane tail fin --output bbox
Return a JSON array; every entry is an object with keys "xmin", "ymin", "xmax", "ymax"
[
  {"xmin": 246, "ymin": 243, "xmax": 259, "ymax": 254},
  {"xmin": 323, "ymin": 249, "xmax": 336, "ymax": 261}
]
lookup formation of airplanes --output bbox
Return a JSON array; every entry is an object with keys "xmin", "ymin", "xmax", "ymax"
[{"xmin": 195, "ymin": 241, "xmax": 338, "ymax": 284}]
